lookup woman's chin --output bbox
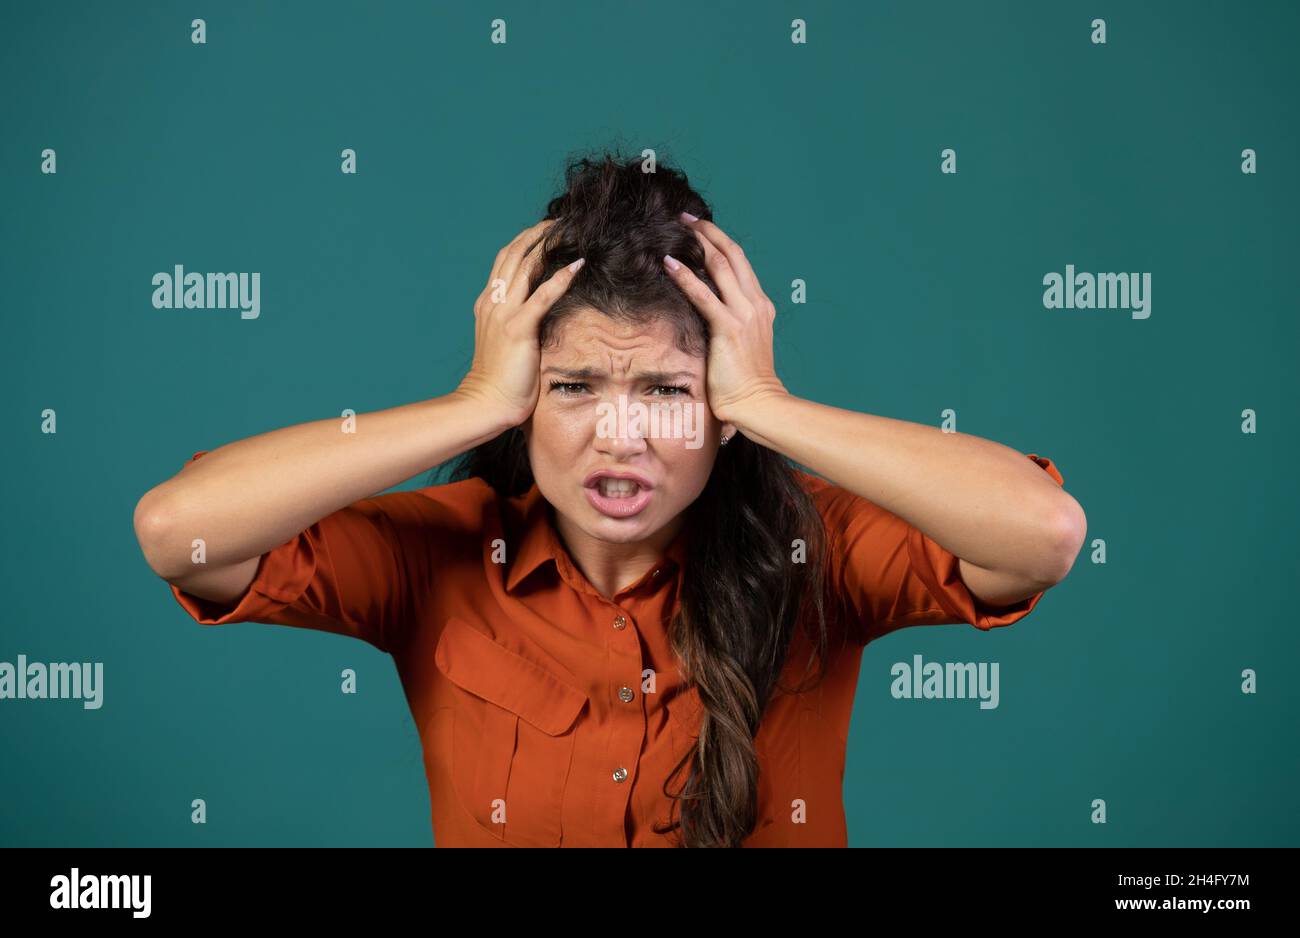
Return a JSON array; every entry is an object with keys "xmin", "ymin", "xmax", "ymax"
[
  {"xmin": 586, "ymin": 513, "xmax": 656, "ymax": 542},
  {"xmin": 572, "ymin": 503, "xmax": 661, "ymax": 543}
]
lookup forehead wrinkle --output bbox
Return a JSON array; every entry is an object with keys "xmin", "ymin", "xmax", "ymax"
[
  {"xmin": 545, "ymin": 312, "xmax": 696, "ymax": 378},
  {"xmin": 578, "ymin": 333, "xmax": 661, "ymax": 375}
]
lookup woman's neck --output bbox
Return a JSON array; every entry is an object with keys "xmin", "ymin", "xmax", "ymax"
[{"xmin": 553, "ymin": 509, "xmax": 684, "ymax": 599}]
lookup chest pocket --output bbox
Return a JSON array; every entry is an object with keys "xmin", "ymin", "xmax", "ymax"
[{"xmin": 434, "ymin": 616, "xmax": 589, "ymax": 847}]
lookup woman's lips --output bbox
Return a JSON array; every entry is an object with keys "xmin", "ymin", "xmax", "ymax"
[
  {"xmin": 582, "ymin": 469, "xmax": 654, "ymax": 489},
  {"xmin": 584, "ymin": 481, "xmax": 654, "ymax": 518}
]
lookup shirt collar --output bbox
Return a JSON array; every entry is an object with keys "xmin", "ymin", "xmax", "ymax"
[{"xmin": 505, "ymin": 483, "xmax": 689, "ymax": 595}]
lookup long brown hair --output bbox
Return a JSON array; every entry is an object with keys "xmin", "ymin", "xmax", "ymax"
[{"xmin": 434, "ymin": 147, "xmax": 840, "ymax": 846}]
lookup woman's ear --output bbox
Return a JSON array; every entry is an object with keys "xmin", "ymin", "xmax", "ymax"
[{"xmin": 720, "ymin": 420, "xmax": 737, "ymax": 443}]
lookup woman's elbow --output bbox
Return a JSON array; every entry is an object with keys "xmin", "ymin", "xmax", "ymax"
[
  {"xmin": 133, "ymin": 489, "xmax": 186, "ymax": 581},
  {"xmin": 1044, "ymin": 495, "xmax": 1087, "ymax": 585}
]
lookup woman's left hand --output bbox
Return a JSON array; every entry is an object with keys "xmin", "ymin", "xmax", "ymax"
[{"xmin": 662, "ymin": 214, "xmax": 789, "ymax": 425}]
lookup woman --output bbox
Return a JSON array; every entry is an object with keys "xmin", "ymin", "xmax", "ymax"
[{"xmin": 133, "ymin": 151, "xmax": 1086, "ymax": 848}]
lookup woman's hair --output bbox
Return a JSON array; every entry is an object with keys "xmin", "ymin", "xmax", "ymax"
[{"xmin": 432, "ymin": 146, "xmax": 841, "ymax": 847}]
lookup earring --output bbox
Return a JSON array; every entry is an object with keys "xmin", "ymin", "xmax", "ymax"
[{"xmin": 720, "ymin": 434, "xmax": 732, "ymax": 446}]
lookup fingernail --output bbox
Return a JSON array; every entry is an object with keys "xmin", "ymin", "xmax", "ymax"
[
  {"xmin": 679, "ymin": 211, "xmax": 698, "ymax": 223},
  {"xmin": 663, "ymin": 254, "xmax": 681, "ymax": 272},
  {"xmin": 567, "ymin": 257, "xmax": 585, "ymax": 273}
]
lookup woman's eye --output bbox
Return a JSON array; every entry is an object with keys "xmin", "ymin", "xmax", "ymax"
[
  {"xmin": 549, "ymin": 381, "xmax": 588, "ymax": 395},
  {"xmin": 547, "ymin": 381, "xmax": 690, "ymax": 397}
]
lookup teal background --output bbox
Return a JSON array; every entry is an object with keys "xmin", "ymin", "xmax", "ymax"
[{"xmin": 2, "ymin": 0, "xmax": 1296, "ymax": 847}]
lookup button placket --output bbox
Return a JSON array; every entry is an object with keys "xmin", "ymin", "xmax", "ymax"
[{"xmin": 603, "ymin": 604, "xmax": 643, "ymax": 832}]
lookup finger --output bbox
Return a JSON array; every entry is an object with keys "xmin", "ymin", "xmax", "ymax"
[
  {"xmin": 501, "ymin": 219, "xmax": 556, "ymax": 303},
  {"xmin": 506, "ymin": 226, "xmax": 555, "ymax": 305},
  {"xmin": 488, "ymin": 219, "xmax": 546, "ymax": 285},
  {"xmin": 518, "ymin": 256, "xmax": 585, "ymax": 327},
  {"xmin": 662, "ymin": 253, "xmax": 732, "ymax": 328},
  {"xmin": 682, "ymin": 216, "xmax": 764, "ymax": 303},
  {"xmin": 486, "ymin": 228, "xmax": 525, "ymax": 293},
  {"xmin": 688, "ymin": 227, "xmax": 750, "ymax": 311},
  {"xmin": 489, "ymin": 220, "xmax": 553, "ymax": 299}
]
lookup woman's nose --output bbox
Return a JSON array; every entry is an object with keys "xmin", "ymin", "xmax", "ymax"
[
  {"xmin": 593, "ymin": 396, "xmax": 648, "ymax": 452},
  {"xmin": 598, "ymin": 424, "xmax": 647, "ymax": 454}
]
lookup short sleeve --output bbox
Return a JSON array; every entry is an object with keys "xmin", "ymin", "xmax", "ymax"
[
  {"xmin": 167, "ymin": 450, "xmax": 445, "ymax": 655},
  {"xmin": 801, "ymin": 453, "xmax": 1066, "ymax": 646}
]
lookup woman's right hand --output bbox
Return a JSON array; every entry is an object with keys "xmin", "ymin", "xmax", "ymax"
[{"xmin": 456, "ymin": 219, "xmax": 585, "ymax": 427}]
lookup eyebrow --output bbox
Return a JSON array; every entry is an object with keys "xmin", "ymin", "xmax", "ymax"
[{"xmin": 542, "ymin": 366, "xmax": 700, "ymax": 383}]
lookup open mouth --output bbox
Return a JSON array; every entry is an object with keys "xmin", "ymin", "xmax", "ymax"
[
  {"xmin": 584, "ymin": 474, "xmax": 654, "ymax": 518},
  {"xmin": 594, "ymin": 478, "xmax": 642, "ymax": 498}
]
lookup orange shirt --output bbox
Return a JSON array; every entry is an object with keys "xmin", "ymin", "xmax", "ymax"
[{"xmin": 169, "ymin": 449, "xmax": 1065, "ymax": 847}]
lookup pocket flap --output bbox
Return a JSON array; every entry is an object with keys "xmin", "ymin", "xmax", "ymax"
[{"xmin": 434, "ymin": 617, "xmax": 588, "ymax": 736}]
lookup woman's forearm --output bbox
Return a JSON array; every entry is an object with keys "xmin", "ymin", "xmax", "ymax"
[
  {"xmin": 727, "ymin": 390, "xmax": 1086, "ymax": 586},
  {"xmin": 133, "ymin": 390, "xmax": 515, "ymax": 580}
]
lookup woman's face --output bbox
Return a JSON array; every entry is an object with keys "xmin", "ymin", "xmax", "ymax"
[{"xmin": 522, "ymin": 307, "xmax": 735, "ymax": 547}]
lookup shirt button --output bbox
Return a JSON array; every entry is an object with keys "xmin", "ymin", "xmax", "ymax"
[
  {"xmin": 618, "ymin": 686, "xmax": 634, "ymax": 702},
  {"xmin": 612, "ymin": 767, "xmax": 628, "ymax": 783},
  {"xmin": 612, "ymin": 614, "xmax": 627, "ymax": 630}
]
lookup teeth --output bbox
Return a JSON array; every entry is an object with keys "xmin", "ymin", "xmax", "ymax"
[{"xmin": 598, "ymin": 478, "xmax": 641, "ymax": 498}]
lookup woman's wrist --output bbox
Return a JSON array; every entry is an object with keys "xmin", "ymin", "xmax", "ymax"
[
  {"xmin": 449, "ymin": 379, "xmax": 530, "ymax": 435},
  {"xmin": 715, "ymin": 380, "xmax": 792, "ymax": 434}
]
